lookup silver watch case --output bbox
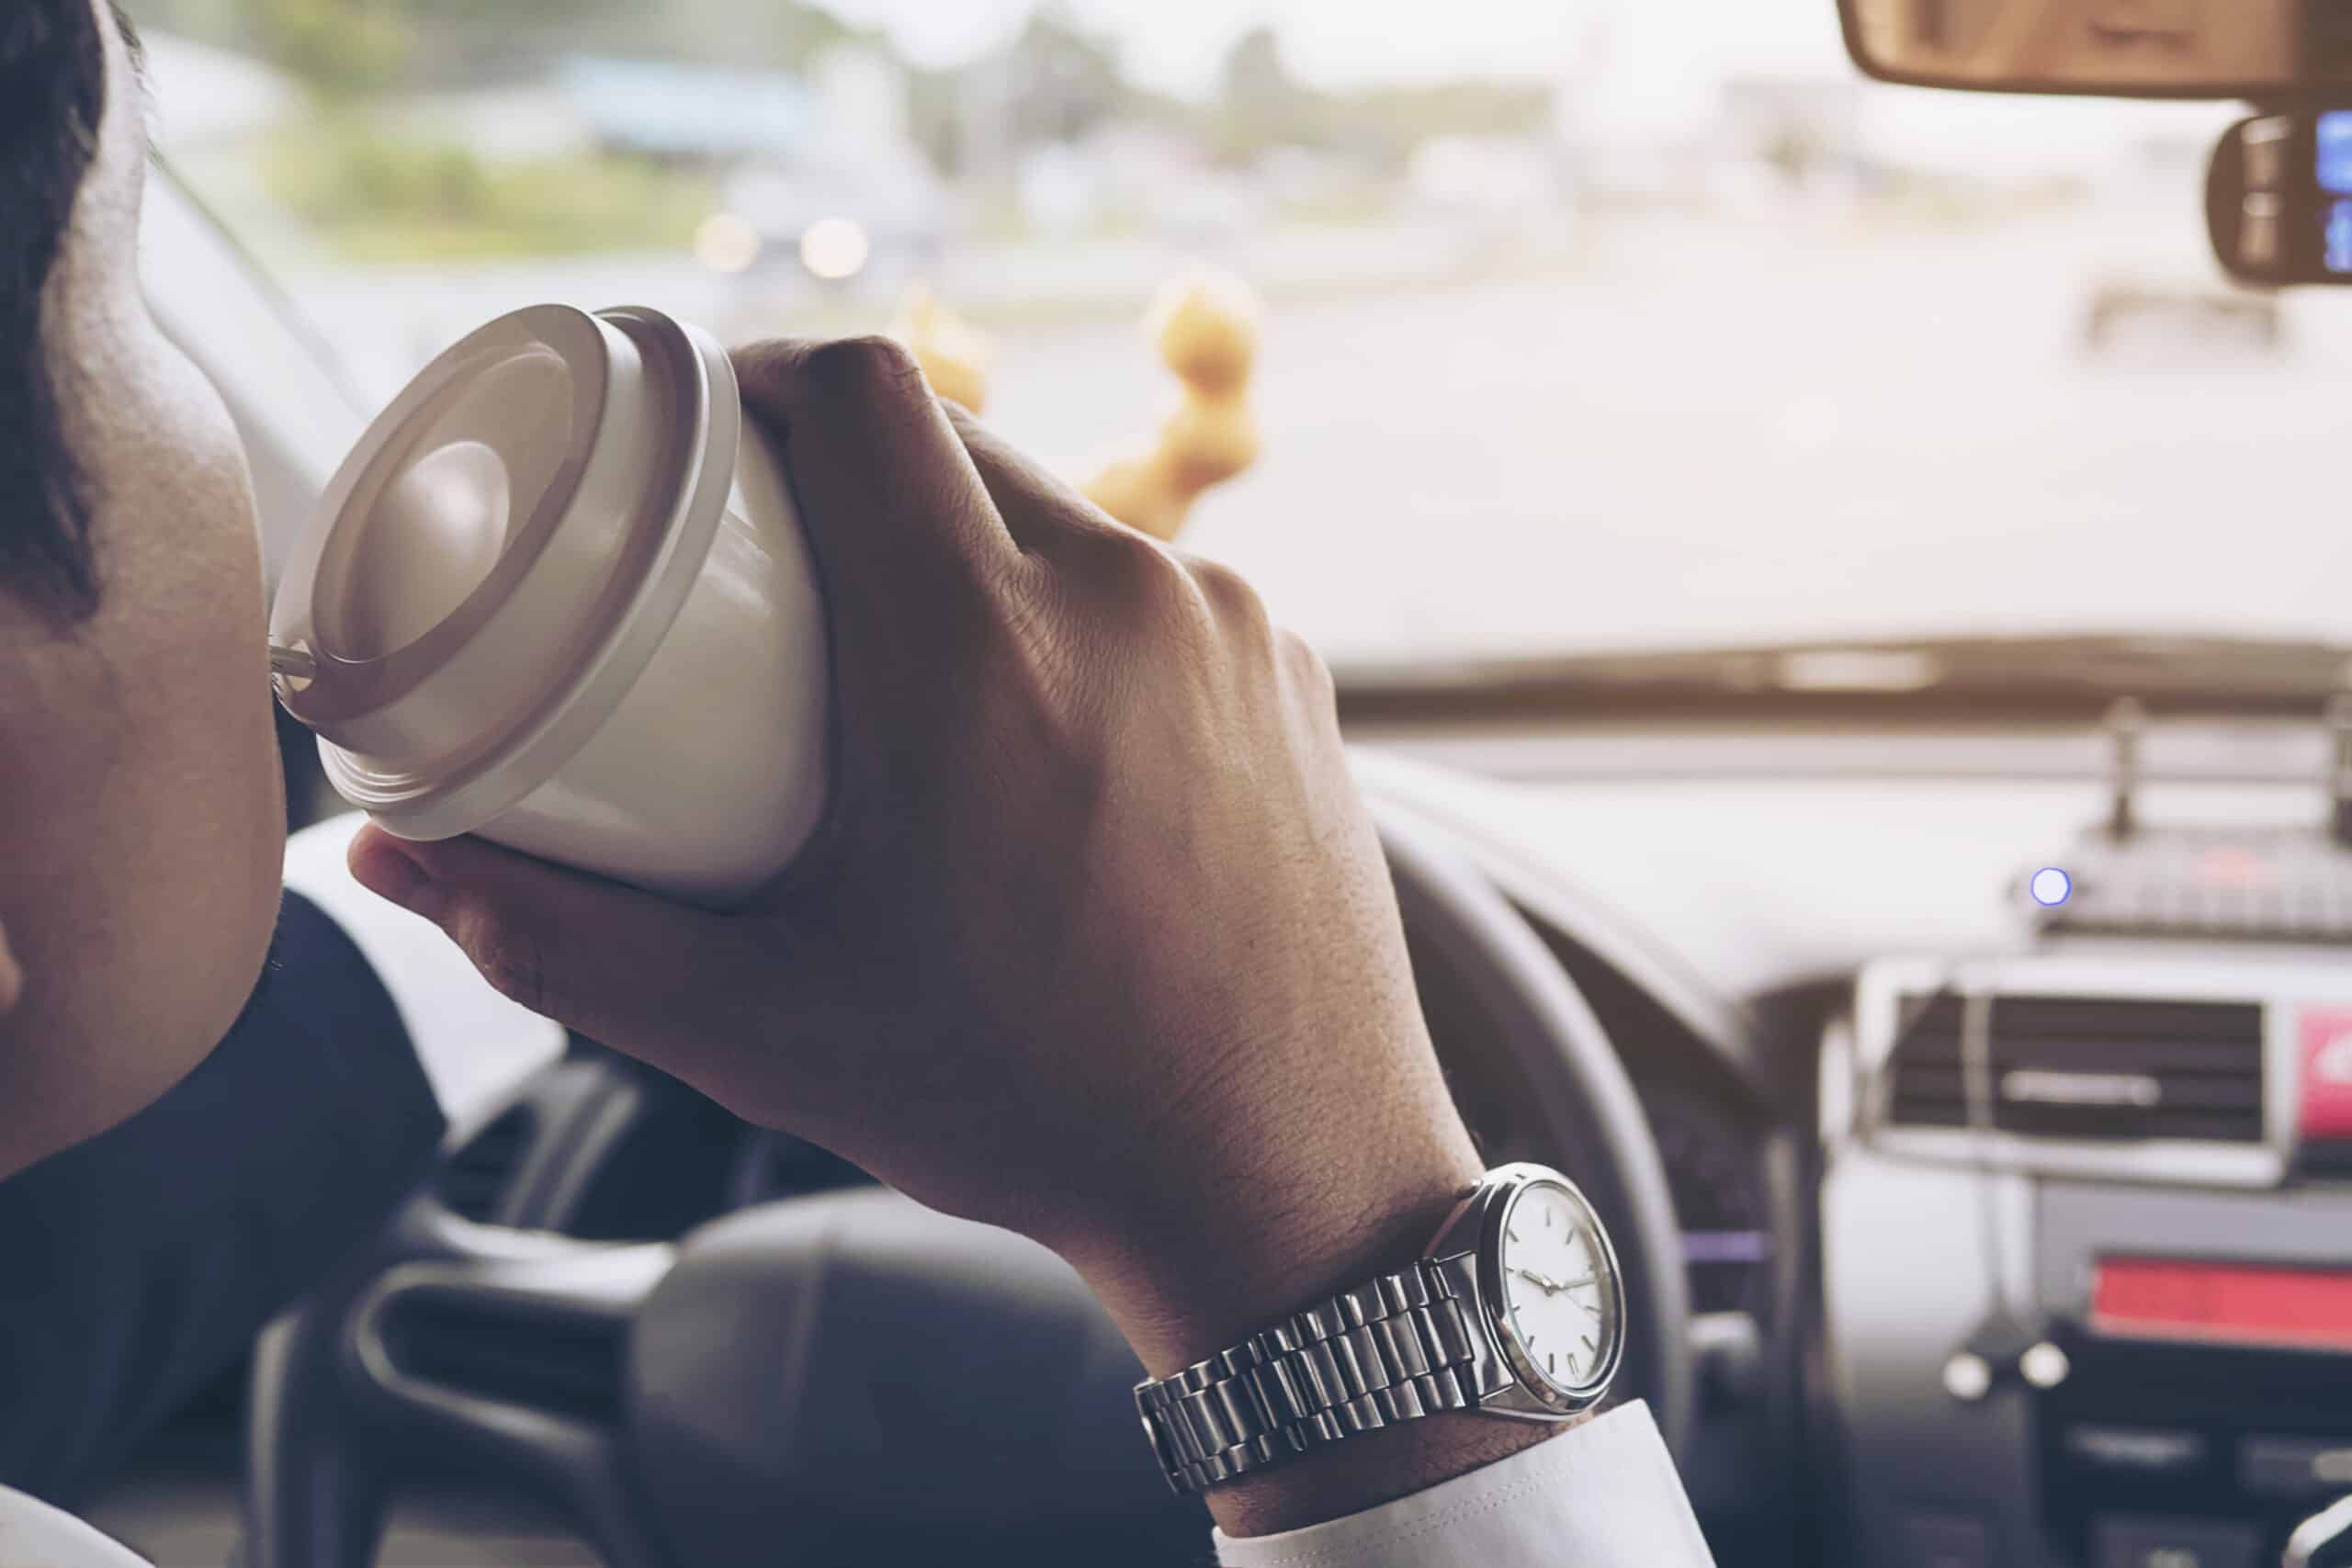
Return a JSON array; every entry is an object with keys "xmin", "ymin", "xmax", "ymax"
[{"xmin": 1423, "ymin": 1161, "xmax": 1627, "ymax": 1420}]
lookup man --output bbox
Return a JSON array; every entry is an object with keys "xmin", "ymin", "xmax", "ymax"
[
  {"xmin": 0, "ymin": 1, "xmax": 1712, "ymax": 1562},
  {"xmin": 0, "ymin": 0, "xmax": 458, "ymax": 1512}
]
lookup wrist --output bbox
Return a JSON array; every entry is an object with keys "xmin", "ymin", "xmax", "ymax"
[
  {"xmin": 1078, "ymin": 1130, "xmax": 1484, "ymax": 1382},
  {"xmin": 1073, "ymin": 1121, "xmax": 1550, "ymax": 1538}
]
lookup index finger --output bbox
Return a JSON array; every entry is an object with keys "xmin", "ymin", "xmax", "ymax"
[{"xmin": 732, "ymin": 336, "xmax": 1021, "ymax": 619}]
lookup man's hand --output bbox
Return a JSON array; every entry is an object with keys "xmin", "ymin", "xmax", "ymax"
[{"xmin": 350, "ymin": 336, "xmax": 1540, "ymax": 1533}]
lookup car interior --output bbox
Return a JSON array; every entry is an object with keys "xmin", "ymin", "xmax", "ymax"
[{"xmin": 70, "ymin": 0, "xmax": 2352, "ymax": 1564}]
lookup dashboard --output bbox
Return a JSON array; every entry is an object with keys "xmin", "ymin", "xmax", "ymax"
[
  {"xmin": 1350, "ymin": 710, "xmax": 2352, "ymax": 1568},
  {"xmin": 418, "ymin": 705, "xmax": 2352, "ymax": 1568}
]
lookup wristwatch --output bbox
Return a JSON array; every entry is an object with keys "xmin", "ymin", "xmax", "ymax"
[{"xmin": 1133, "ymin": 1162, "xmax": 1626, "ymax": 1495}]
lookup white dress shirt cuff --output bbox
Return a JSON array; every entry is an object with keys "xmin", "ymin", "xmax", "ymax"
[{"xmin": 1212, "ymin": 1401, "xmax": 1715, "ymax": 1568}]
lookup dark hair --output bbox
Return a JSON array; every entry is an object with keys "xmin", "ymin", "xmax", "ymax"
[{"xmin": 0, "ymin": 1, "xmax": 120, "ymax": 626}]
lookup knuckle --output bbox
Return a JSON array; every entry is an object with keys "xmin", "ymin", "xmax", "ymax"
[
  {"xmin": 1282, "ymin": 626, "xmax": 1336, "ymax": 699},
  {"xmin": 801, "ymin": 333, "xmax": 931, "ymax": 405},
  {"xmin": 1182, "ymin": 556, "xmax": 1276, "ymax": 660},
  {"xmin": 1188, "ymin": 558, "xmax": 1269, "ymax": 632},
  {"xmin": 729, "ymin": 336, "xmax": 816, "ymax": 411},
  {"xmin": 1080, "ymin": 525, "xmax": 1190, "ymax": 611}
]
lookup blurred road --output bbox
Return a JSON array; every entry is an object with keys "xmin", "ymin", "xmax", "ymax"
[
  {"xmin": 984, "ymin": 209, "xmax": 2352, "ymax": 664},
  {"xmin": 282, "ymin": 204, "xmax": 2352, "ymax": 667}
]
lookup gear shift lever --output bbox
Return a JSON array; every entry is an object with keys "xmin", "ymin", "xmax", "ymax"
[{"xmin": 2285, "ymin": 1495, "xmax": 2352, "ymax": 1568}]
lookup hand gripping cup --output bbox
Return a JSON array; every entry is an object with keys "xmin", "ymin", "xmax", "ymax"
[{"xmin": 269, "ymin": 304, "xmax": 828, "ymax": 908}]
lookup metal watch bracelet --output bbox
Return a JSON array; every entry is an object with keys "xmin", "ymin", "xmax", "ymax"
[{"xmin": 1132, "ymin": 1260, "xmax": 1482, "ymax": 1496}]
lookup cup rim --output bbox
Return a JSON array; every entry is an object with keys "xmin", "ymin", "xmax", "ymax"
[
  {"xmin": 272, "ymin": 305, "xmax": 610, "ymax": 728},
  {"xmin": 308, "ymin": 306, "xmax": 742, "ymax": 841}
]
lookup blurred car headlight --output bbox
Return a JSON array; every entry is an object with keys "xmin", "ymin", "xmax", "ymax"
[
  {"xmin": 798, "ymin": 216, "xmax": 870, "ymax": 282},
  {"xmin": 694, "ymin": 212, "xmax": 763, "ymax": 275}
]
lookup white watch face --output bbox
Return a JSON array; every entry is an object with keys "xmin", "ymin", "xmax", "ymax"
[{"xmin": 1496, "ymin": 1179, "xmax": 1621, "ymax": 1394}]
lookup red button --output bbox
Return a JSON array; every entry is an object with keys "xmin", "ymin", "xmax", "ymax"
[{"xmin": 2301, "ymin": 1008, "xmax": 2352, "ymax": 1140}]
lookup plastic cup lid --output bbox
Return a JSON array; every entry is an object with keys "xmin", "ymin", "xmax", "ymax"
[{"xmin": 270, "ymin": 303, "xmax": 741, "ymax": 839}]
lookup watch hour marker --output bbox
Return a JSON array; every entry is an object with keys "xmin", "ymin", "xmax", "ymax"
[
  {"xmin": 1581, "ymin": 1333, "xmax": 1597, "ymax": 1354},
  {"xmin": 1547, "ymin": 1351, "xmax": 1557, "ymax": 1374},
  {"xmin": 1507, "ymin": 1226, "xmax": 1519, "ymax": 1244}
]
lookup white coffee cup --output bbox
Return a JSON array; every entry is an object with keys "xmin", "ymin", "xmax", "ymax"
[{"xmin": 269, "ymin": 303, "xmax": 829, "ymax": 909}]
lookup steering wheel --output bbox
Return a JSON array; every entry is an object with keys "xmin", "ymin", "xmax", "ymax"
[{"xmin": 239, "ymin": 797, "xmax": 1693, "ymax": 1568}]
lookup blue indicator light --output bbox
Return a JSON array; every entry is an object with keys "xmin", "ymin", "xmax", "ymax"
[
  {"xmin": 2328, "ymin": 198, "xmax": 2352, "ymax": 276},
  {"xmin": 2320, "ymin": 110, "xmax": 2352, "ymax": 197}
]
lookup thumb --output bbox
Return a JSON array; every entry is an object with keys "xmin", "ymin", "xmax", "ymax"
[{"xmin": 348, "ymin": 825, "xmax": 759, "ymax": 1072}]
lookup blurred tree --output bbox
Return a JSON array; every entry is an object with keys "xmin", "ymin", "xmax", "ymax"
[
  {"xmin": 1209, "ymin": 23, "xmax": 1549, "ymax": 168},
  {"xmin": 1216, "ymin": 25, "xmax": 1306, "ymax": 155},
  {"xmin": 907, "ymin": 65, "xmax": 969, "ymax": 176},
  {"xmin": 121, "ymin": 0, "xmax": 244, "ymax": 45},
  {"xmin": 391, "ymin": 0, "xmax": 844, "ymax": 81},
  {"xmin": 126, "ymin": 0, "xmax": 1548, "ymax": 175},
  {"xmin": 129, "ymin": 0, "xmax": 888, "ymax": 84},
  {"xmin": 771, "ymin": 2, "xmax": 864, "ymax": 69},
  {"xmin": 1004, "ymin": 4, "xmax": 1123, "ymax": 144},
  {"xmin": 1322, "ymin": 81, "xmax": 1555, "ymax": 164},
  {"xmin": 559, "ymin": 0, "xmax": 886, "ymax": 73},
  {"xmin": 246, "ymin": 0, "xmax": 413, "ymax": 94}
]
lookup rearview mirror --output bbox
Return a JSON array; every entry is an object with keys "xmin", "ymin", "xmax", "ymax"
[
  {"xmin": 1837, "ymin": 0, "xmax": 2352, "ymax": 98},
  {"xmin": 2206, "ymin": 109, "xmax": 2352, "ymax": 283}
]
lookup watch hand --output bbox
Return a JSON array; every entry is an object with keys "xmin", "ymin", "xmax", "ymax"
[{"xmin": 1510, "ymin": 1266, "xmax": 1569, "ymax": 1294}]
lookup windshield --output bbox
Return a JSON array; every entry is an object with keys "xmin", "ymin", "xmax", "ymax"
[{"xmin": 135, "ymin": 0, "xmax": 2352, "ymax": 665}]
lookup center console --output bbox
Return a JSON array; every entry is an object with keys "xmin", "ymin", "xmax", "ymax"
[
  {"xmin": 1823, "ymin": 948, "xmax": 2352, "ymax": 1568},
  {"xmin": 2036, "ymin": 1186, "xmax": 2352, "ymax": 1567}
]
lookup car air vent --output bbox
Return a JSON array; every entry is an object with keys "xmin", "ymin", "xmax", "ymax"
[
  {"xmin": 436, "ymin": 1105, "xmax": 536, "ymax": 1223},
  {"xmin": 1885, "ymin": 994, "xmax": 2266, "ymax": 1144}
]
